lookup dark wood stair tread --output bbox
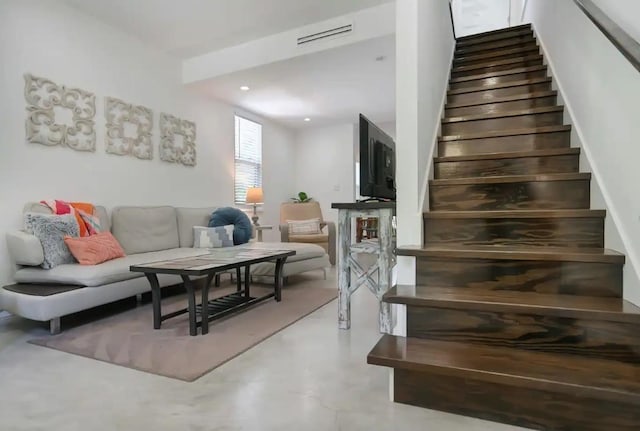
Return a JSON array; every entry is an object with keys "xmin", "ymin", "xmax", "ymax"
[
  {"xmin": 368, "ymin": 335, "xmax": 640, "ymax": 405},
  {"xmin": 457, "ymin": 24, "xmax": 532, "ymax": 41},
  {"xmin": 383, "ymin": 285, "xmax": 640, "ymax": 324},
  {"xmin": 431, "ymin": 172, "xmax": 590, "ymax": 186},
  {"xmin": 424, "ymin": 208, "xmax": 604, "ymax": 219},
  {"xmin": 454, "ymin": 45, "xmax": 540, "ymax": 64},
  {"xmin": 396, "ymin": 244, "xmax": 625, "ymax": 264},
  {"xmin": 445, "ymin": 91, "xmax": 557, "ymax": 109},
  {"xmin": 456, "ymin": 40, "xmax": 539, "ymax": 56},
  {"xmin": 440, "ymin": 125, "xmax": 571, "ymax": 142},
  {"xmin": 452, "ymin": 54, "xmax": 543, "ymax": 73},
  {"xmin": 434, "ymin": 147, "xmax": 579, "ymax": 163},
  {"xmin": 443, "ymin": 106, "xmax": 563, "ymax": 123},
  {"xmin": 449, "ymin": 65, "xmax": 547, "ymax": 83},
  {"xmin": 448, "ymin": 77, "xmax": 551, "ymax": 95}
]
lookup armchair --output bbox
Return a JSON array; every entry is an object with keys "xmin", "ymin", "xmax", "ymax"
[{"xmin": 280, "ymin": 202, "xmax": 336, "ymax": 265}]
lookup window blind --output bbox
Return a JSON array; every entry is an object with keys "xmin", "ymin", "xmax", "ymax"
[{"xmin": 234, "ymin": 115, "xmax": 263, "ymax": 204}]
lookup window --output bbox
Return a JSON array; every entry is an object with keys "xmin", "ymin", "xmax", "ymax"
[{"xmin": 234, "ymin": 115, "xmax": 262, "ymax": 204}]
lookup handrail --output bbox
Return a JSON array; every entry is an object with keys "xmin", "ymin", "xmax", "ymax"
[
  {"xmin": 449, "ymin": 0, "xmax": 457, "ymax": 40},
  {"xmin": 573, "ymin": 0, "xmax": 640, "ymax": 73}
]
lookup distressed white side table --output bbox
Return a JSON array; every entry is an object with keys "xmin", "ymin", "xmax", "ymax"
[
  {"xmin": 254, "ymin": 225, "xmax": 273, "ymax": 242},
  {"xmin": 331, "ymin": 202, "xmax": 396, "ymax": 333}
]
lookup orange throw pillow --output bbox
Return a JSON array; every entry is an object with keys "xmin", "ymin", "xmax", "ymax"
[{"xmin": 64, "ymin": 232, "xmax": 126, "ymax": 265}]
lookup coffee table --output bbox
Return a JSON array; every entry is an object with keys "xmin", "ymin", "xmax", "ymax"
[{"xmin": 130, "ymin": 248, "xmax": 295, "ymax": 336}]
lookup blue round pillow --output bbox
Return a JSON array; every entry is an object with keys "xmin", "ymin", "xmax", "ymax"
[{"xmin": 209, "ymin": 207, "xmax": 252, "ymax": 245}]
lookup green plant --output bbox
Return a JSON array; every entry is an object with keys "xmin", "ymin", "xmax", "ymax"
[{"xmin": 291, "ymin": 191, "xmax": 313, "ymax": 203}]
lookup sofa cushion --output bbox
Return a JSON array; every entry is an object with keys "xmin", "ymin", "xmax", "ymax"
[
  {"xmin": 239, "ymin": 241, "xmax": 325, "ymax": 263},
  {"xmin": 111, "ymin": 206, "xmax": 179, "ymax": 254},
  {"xmin": 289, "ymin": 233, "xmax": 329, "ymax": 244},
  {"xmin": 176, "ymin": 207, "xmax": 217, "ymax": 247},
  {"xmin": 13, "ymin": 248, "xmax": 207, "ymax": 287},
  {"xmin": 64, "ymin": 232, "xmax": 126, "ymax": 265}
]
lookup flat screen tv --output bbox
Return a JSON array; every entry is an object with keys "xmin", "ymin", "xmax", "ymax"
[{"xmin": 359, "ymin": 114, "xmax": 396, "ymax": 201}]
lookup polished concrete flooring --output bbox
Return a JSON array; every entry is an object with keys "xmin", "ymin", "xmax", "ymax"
[{"xmin": 0, "ymin": 271, "xmax": 526, "ymax": 431}]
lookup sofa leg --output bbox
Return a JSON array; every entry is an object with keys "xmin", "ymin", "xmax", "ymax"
[
  {"xmin": 322, "ymin": 268, "xmax": 327, "ymax": 280},
  {"xmin": 50, "ymin": 317, "xmax": 61, "ymax": 335},
  {"xmin": 136, "ymin": 293, "xmax": 143, "ymax": 304}
]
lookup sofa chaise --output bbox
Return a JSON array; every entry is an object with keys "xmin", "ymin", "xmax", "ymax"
[{"xmin": 2, "ymin": 203, "xmax": 330, "ymax": 333}]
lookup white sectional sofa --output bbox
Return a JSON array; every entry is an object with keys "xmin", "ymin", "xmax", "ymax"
[{"xmin": 2, "ymin": 203, "xmax": 330, "ymax": 332}]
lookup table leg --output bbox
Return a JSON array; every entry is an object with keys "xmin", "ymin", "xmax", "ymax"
[
  {"xmin": 214, "ymin": 274, "xmax": 221, "ymax": 287},
  {"xmin": 274, "ymin": 257, "xmax": 287, "ymax": 302},
  {"xmin": 236, "ymin": 267, "xmax": 242, "ymax": 292},
  {"xmin": 377, "ymin": 208, "xmax": 394, "ymax": 334},
  {"xmin": 145, "ymin": 273, "xmax": 162, "ymax": 329},
  {"xmin": 244, "ymin": 265, "xmax": 251, "ymax": 298},
  {"xmin": 338, "ymin": 209, "xmax": 352, "ymax": 329},
  {"xmin": 181, "ymin": 275, "xmax": 198, "ymax": 336},
  {"xmin": 200, "ymin": 273, "xmax": 215, "ymax": 335}
]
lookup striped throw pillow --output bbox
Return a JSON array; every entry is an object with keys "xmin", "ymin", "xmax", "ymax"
[{"xmin": 287, "ymin": 218, "xmax": 321, "ymax": 235}]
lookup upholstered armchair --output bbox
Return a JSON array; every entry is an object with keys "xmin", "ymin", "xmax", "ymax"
[{"xmin": 280, "ymin": 202, "xmax": 336, "ymax": 265}]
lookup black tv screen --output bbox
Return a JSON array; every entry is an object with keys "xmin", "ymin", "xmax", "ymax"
[{"xmin": 359, "ymin": 114, "xmax": 396, "ymax": 200}]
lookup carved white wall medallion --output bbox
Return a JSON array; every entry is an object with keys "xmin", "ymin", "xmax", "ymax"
[
  {"xmin": 105, "ymin": 97, "xmax": 153, "ymax": 159},
  {"xmin": 24, "ymin": 74, "xmax": 96, "ymax": 151},
  {"xmin": 159, "ymin": 113, "xmax": 196, "ymax": 166}
]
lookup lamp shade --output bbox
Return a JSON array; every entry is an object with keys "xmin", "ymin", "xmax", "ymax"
[{"xmin": 245, "ymin": 187, "xmax": 264, "ymax": 204}]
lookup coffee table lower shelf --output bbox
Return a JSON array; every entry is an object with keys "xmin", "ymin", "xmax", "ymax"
[{"xmin": 195, "ymin": 290, "xmax": 274, "ymax": 323}]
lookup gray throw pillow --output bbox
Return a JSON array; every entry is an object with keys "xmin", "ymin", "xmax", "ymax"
[
  {"xmin": 193, "ymin": 225, "xmax": 234, "ymax": 248},
  {"xmin": 24, "ymin": 213, "xmax": 79, "ymax": 269}
]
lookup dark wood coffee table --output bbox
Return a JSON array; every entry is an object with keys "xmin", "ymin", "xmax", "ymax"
[{"xmin": 130, "ymin": 248, "xmax": 295, "ymax": 336}]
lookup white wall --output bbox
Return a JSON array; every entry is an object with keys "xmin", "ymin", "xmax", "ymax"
[
  {"xmin": 293, "ymin": 124, "xmax": 356, "ymax": 224},
  {"xmin": 593, "ymin": 0, "xmax": 640, "ymax": 44},
  {"xmin": 0, "ymin": 0, "xmax": 296, "ymax": 287},
  {"xmin": 396, "ymin": 0, "xmax": 455, "ymax": 284},
  {"xmin": 523, "ymin": 0, "xmax": 640, "ymax": 305}
]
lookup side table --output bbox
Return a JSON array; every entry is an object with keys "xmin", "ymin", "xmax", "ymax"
[{"xmin": 255, "ymin": 225, "xmax": 273, "ymax": 242}]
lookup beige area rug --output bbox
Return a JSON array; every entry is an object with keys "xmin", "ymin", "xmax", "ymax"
[{"xmin": 29, "ymin": 283, "xmax": 336, "ymax": 382}]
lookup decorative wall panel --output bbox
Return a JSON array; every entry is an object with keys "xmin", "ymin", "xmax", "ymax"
[
  {"xmin": 24, "ymin": 74, "xmax": 96, "ymax": 151},
  {"xmin": 105, "ymin": 97, "xmax": 153, "ymax": 159},
  {"xmin": 159, "ymin": 113, "xmax": 196, "ymax": 166}
]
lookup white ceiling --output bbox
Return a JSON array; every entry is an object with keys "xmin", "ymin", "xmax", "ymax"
[
  {"xmin": 61, "ymin": 0, "xmax": 391, "ymax": 58},
  {"xmin": 189, "ymin": 35, "xmax": 395, "ymax": 129}
]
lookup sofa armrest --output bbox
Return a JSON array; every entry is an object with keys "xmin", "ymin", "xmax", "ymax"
[
  {"xmin": 279, "ymin": 223, "xmax": 290, "ymax": 242},
  {"xmin": 321, "ymin": 222, "xmax": 336, "ymax": 265},
  {"xmin": 6, "ymin": 231, "xmax": 44, "ymax": 266}
]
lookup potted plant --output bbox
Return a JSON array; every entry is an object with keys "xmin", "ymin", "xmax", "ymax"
[{"xmin": 291, "ymin": 191, "xmax": 313, "ymax": 203}]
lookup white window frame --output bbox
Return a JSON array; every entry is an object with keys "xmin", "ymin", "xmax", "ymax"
[{"xmin": 234, "ymin": 115, "xmax": 263, "ymax": 205}]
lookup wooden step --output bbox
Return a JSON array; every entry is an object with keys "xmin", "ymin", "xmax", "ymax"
[
  {"xmin": 400, "ymin": 287, "xmax": 640, "ymax": 363},
  {"xmin": 455, "ymin": 37, "xmax": 537, "ymax": 56},
  {"xmin": 453, "ymin": 45, "xmax": 540, "ymax": 67},
  {"xmin": 368, "ymin": 335, "xmax": 640, "ymax": 430},
  {"xmin": 397, "ymin": 244, "xmax": 624, "ymax": 264},
  {"xmin": 442, "ymin": 106, "xmax": 564, "ymax": 135},
  {"xmin": 433, "ymin": 147, "xmax": 579, "ymax": 179},
  {"xmin": 449, "ymin": 65, "xmax": 548, "ymax": 90},
  {"xmin": 423, "ymin": 207, "xmax": 602, "ymax": 248},
  {"xmin": 451, "ymin": 54, "xmax": 544, "ymax": 78},
  {"xmin": 429, "ymin": 172, "xmax": 591, "ymax": 211},
  {"xmin": 447, "ymin": 77, "xmax": 552, "ymax": 105},
  {"xmin": 445, "ymin": 91, "xmax": 557, "ymax": 117},
  {"xmin": 438, "ymin": 125, "xmax": 571, "ymax": 158},
  {"xmin": 457, "ymin": 24, "xmax": 533, "ymax": 46}
]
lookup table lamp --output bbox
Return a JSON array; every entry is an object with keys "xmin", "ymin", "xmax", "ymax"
[{"xmin": 245, "ymin": 187, "xmax": 263, "ymax": 226}]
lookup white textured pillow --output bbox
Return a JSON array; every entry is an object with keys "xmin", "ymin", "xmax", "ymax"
[
  {"xmin": 287, "ymin": 218, "xmax": 321, "ymax": 235},
  {"xmin": 193, "ymin": 225, "xmax": 234, "ymax": 248}
]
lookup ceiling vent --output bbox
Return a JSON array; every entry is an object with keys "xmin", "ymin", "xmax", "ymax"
[{"xmin": 297, "ymin": 23, "xmax": 353, "ymax": 46}]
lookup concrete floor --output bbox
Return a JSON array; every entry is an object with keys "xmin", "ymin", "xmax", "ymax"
[{"xmin": 0, "ymin": 271, "xmax": 526, "ymax": 431}]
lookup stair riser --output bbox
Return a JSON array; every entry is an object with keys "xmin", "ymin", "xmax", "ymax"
[
  {"xmin": 454, "ymin": 47, "xmax": 540, "ymax": 67},
  {"xmin": 394, "ymin": 369, "xmax": 640, "ymax": 431},
  {"xmin": 448, "ymin": 81, "xmax": 552, "ymax": 105},
  {"xmin": 451, "ymin": 57, "xmax": 544, "ymax": 78},
  {"xmin": 457, "ymin": 29, "xmax": 533, "ymax": 48},
  {"xmin": 445, "ymin": 94, "xmax": 557, "ymax": 117},
  {"xmin": 416, "ymin": 256, "xmax": 622, "ymax": 297},
  {"xmin": 424, "ymin": 216, "xmax": 603, "ymax": 248},
  {"xmin": 456, "ymin": 38, "xmax": 537, "ymax": 56},
  {"xmin": 450, "ymin": 69, "xmax": 548, "ymax": 90},
  {"xmin": 434, "ymin": 153, "xmax": 579, "ymax": 179},
  {"xmin": 439, "ymin": 130, "xmax": 570, "ymax": 157},
  {"xmin": 407, "ymin": 306, "xmax": 640, "ymax": 363},
  {"xmin": 429, "ymin": 179, "xmax": 590, "ymax": 211},
  {"xmin": 442, "ymin": 111, "xmax": 563, "ymax": 135}
]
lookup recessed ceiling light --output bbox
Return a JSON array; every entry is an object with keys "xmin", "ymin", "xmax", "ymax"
[
  {"xmin": 304, "ymin": 118, "xmax": 311, "ymax": 122},
  {"xmin": 240, "ymin": 85, "xmax": 250, "ymax": 91}
]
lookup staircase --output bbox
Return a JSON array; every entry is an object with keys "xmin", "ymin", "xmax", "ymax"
[{"xmin": 368, "ymin": 24, "xmax": 640, "ymax": 430}]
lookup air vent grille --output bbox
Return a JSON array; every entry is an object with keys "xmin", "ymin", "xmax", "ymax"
[{"xmin": 297, "ymin": 24, "xmax": 353, "ymax": 46}]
